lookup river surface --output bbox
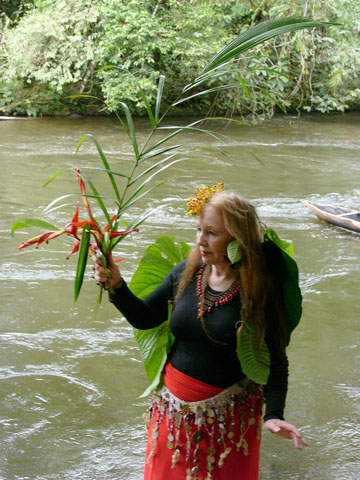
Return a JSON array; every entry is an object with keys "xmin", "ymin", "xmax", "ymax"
[{"xmin": 0, "ymin": 113, "xmax": 359, "ymax": 480}]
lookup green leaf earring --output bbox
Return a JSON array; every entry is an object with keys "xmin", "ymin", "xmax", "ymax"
[{"xmin": 227, "ymin": 239, "xmax": 242, "ymax": 268}]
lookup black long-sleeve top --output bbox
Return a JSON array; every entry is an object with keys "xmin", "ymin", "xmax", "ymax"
[{"xmin": 109, "ymin": 260, "xmax": 288, "ymax": 421}]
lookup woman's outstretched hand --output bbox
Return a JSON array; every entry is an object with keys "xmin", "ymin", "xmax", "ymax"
[
  {"xmin": 264, "ymin": 419, "xmax": 308, "ymax": 450},
  {"xmin": 92, "ymin": 252, "xmax": 123, "ymax": 292}
]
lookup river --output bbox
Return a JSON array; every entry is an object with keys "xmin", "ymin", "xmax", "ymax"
[{"xmin": 0, "ymin": 113, "xmax": 359, "ymax": 480}]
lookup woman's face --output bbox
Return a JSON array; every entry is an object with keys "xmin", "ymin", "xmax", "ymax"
[{"xmin": 196, "ymin": 204, "xmax": 233, "ymax": 266}]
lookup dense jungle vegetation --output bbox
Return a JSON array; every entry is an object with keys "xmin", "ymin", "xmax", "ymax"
[{"xmin": 0, "ymin": 0, "xmax": 359, "ymax": 117}]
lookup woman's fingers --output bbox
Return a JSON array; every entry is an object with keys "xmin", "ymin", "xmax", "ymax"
[
  {"xmin": 91, "ymin": 254, "xmax": 122, "ymax": 290},
  {"xmin": 264, "ymin": 419, "xmax": 308, "ymax": 450},
  {"xmin": 92, "ymin": 255, "xmax": 107, "ymax": 281},
  {"xmin": 293, "ymin": 434, "xmax": 309, "ymax": 450}
]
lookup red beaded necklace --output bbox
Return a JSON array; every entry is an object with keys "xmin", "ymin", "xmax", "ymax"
[{"xmin": 196, "ymin": 265, "xmax": 241, "ymax": 319}]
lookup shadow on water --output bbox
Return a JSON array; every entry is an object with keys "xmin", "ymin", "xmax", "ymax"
[{"xmin": 0, "ymin": 113, "xmax": 359, "ymax": 479}]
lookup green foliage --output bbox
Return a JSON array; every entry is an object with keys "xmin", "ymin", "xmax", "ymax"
[
  {"xmin": 0, "ymin": 0, "xmax": 34, "ymax": 23},
  {"xmin": 263, "ymin": 227, "xmax": 302, "ymax": 344},
  {"xmin": 236, "ymin": 317, "xmax": 271, "ymax": 385},
  {"xmin": 11, "ymin": 218, "xmax": 59, "ymax": 235},
  {"xmin": 227, "ymin": 239, "xmax": 242, "ymax": 265},
  {"xmin": 74, "ymin": 226, "xmax": 90, "ymax": 301},
  {"xmin": 97, "ymin": 0, "xmax": 231, "ymax": 114},
  {"xmin": 129, "ymin": 236, "xmax": 191, "ymax": 396},
  {"xmin": 0, "ymin": 0, "xmax": 103, "ymax": 115},
  {"xmin": 1, "ymin": 0, "xmax": 357, "ymax": 116}
]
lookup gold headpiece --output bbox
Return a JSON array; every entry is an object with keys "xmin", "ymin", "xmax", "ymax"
[{"xmin": 186, "ymin": 182, "xmax": 224, "ymax": 216}]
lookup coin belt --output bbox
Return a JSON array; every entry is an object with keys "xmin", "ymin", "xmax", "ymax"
[{"xmin": 145, "ymin": 378, "xmax": 263, "ymax": 479}]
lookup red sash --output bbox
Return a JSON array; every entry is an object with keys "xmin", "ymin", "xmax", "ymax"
[{"xmin": 164, "ymin": 361, "xmax": 224, "ymax": 401}]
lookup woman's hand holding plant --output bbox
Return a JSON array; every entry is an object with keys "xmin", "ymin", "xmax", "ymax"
[{"xmin": 93, "ymin": 252, "xmax": 123, "ymax": 292}]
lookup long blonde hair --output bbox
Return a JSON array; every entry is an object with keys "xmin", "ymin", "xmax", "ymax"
[{"xmin": 176, "ymin": 192, "xmax": 287, "ymax": 348}]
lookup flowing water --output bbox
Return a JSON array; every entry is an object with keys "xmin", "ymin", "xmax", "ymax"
[{"xmin": 0, "ymin": 113, "xmax": 359, "ymax": 480}]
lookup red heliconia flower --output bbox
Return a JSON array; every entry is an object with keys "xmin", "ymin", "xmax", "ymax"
[
  {"xmin": 16, "ymin": 163, "xmax": 143, "ymax": 303},
  {"xmin": 70, "ymin": 220, "xmax": 102, "ymax": 234},
  {"xmin": 17, "ymin": 168, "xmax": 140, "ymax": 269},
  {"xmin": 17, "ymin": 230, "xmax": 66, "ymax": 250},
  {"xmin": 109, "ymin": 228, "xmax": 139, "ymax": 238},
  {"xmin": 102, "ymin": 215, "xmax": 117, "ymax": 233},
  {"xmin": 66, "ymin": 202, "xmax": 80, "ymax": 239},
  {"xmin": 66, "ymin": 239, "xmax": 80, "ymax": 260},
  {"xmin": 75, "ymin": 168, "xmax": 94, "ymax": 222}
]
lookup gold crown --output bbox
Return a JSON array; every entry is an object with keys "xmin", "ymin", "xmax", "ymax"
[{"xmin": 186, "ymin": 182, "xmax": 224, "ymax": 216}]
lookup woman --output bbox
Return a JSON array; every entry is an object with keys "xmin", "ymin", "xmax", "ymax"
[{"xmin": 93, "ymin": 189, "xmax": 307, "ymax": 480}]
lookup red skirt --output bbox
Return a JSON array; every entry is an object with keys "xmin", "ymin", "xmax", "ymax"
[{"xmin": 143, "ymin": 362, "xmax": 263, "ymax": 480}]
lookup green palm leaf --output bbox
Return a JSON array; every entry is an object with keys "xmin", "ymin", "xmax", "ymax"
[
  {"xmin": 11, "ymin": 218, "xmax": 59, "ymax": 236},
  {"xmin": 200, "ymin": 17, "xmax": 329, "ymax": 77},
  {"xmin": 119, "ymin": 102, "xmax": 139, "ymax": 160},
  {"xmin": 77, "ymin": 170, "xmax": 112, "ymax": 224},
  {"xmin": 74, "ymin": 226, "xmax": 91, "ymax": 301},
  {"xmin": 155, "ymin": 75, "xmax": 165, "ymax": 124},
  {"xmin": 107, "ymin": 65, "xmax": 157, "ymax": 129},
  {"xmin": 128, "ymin": 158, "xmax": 188, "ymax": 189},
  {"xmin": 43, "ymin": 193, "xmax": 116, "ymax": 214},
  {"xmin": 139, "ymin": 145, "xmax": 181, "ymax": 163},
  {"xmin": 76, "ymin": 134, "xmax": 122, "ymax": 204},
  {"xmin": 81, "ymin": 166, "xmax": 129, "ymax": 179},
  {"xmin": 120, "ymin": 182, "xmax": 165, "ymax": 214}
]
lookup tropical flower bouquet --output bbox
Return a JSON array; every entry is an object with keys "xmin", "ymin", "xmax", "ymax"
[{"xmin": 13, "ymin": 167, "xmax": 139, "ymax": 301}]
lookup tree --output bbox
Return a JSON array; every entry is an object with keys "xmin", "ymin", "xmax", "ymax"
[
  {"xmin": 0, "ymin": 0, "xmax": 357, "ymax": 117},
  {"xmin": 0, "ymin": 0, "xmax": 103, "ymax": 115}
]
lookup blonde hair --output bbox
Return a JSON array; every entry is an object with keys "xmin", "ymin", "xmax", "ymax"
[{"xmin": 176, "ymin": 192, "xmax": 286, "ymax": 348}]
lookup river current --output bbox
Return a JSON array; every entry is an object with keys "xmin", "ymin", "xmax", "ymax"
[{"xmin": 0, "ymin": 113, "xmax": 359, "ymax": 479}]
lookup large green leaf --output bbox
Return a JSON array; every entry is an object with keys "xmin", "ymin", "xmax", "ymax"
[
  {"xmin": 130, "ymin": 236, "xmax": 191, "ymax": 298},
  {"xmin": 237, "ymin": 227, "xmax": 302, "ymax": 382},
  {"xmin": 129, "ymin": 236, "xmax": 191, "ymax": 396},
  {"xmin": 236, "ymin": 318, "xmax": 270, "ymax": 385},
  {"xmin": 265, "ymin": 226, "xmax": 294, "ymax": 258},
  {"xmin": 263, "ymin": 227, "xmax": 302, "ymax": 343}
]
